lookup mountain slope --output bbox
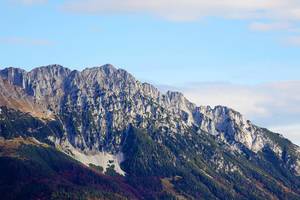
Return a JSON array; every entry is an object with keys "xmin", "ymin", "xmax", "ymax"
[
  {"xmin": 0, "ymin": 64, "xmax": 300, "ymax": 199},
  {"xmin": 0, "ymin": 136, "xmax": 142, "ymax": 200}
]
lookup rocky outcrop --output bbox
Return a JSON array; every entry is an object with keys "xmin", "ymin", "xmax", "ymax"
[{"xmin": 1, "ymin": 64, "xmax": 299, "ymax": 176}]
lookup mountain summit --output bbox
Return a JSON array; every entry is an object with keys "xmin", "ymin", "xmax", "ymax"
[{"xmin": 1, "ymin": 64, "xmax": 300, "ymax": 199}]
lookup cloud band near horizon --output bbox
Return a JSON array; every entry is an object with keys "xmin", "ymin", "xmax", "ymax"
[{"xmin": 158, "ymin": 81, "xmax": 300, "ymax": 145}]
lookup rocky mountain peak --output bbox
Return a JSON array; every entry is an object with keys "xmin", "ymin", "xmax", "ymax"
[
  {"xmin": 101, "ymin": 63, "xmax": 117, "ymax": 73},
  {"xmin": 1, "ymin": 64, "xmax": 300, "ymax": 199},
  {"xmin": 0, "ymin": 64, "xmax": 299, "ymax": 173},
  {"xmin": 140, "ymin": 83, "xmax": 160, "ymax": 101},
  {"xmin": 0, "ymin": 67, "xmax": 27, "ymax": 88},
  {"xmin": 29, "ymin": 64, "xmax": 71, "ymax": 77},
  {"xmin": 83, "ymin": 64, "xmax": 116, "ymax": 75}
]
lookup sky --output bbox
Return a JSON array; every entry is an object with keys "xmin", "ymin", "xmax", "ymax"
[{"xmin": 0, "ymin": 0, "xmax": 300, "ymax": 144}]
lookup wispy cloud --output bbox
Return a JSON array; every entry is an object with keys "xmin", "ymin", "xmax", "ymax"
[
  {"xmin": 12, "ymin": 0, "xmax": 47, "ymax": 5},
  {"xmin": 61, "ymin": 0, "xmax": 300, "ymax": 21},
  {"xmin": 0, "ymin": 36, "xmax": 53, "ymax": 46},
  {"xmin": 249, "ymin": 22, "xmax": 292, "ymax": 31},
  {"xmin": 284, "ymin": 36, "xmax": 300, "ymax": 46},
  {"xmin": 271, "ymin": 124, "xmax": 300, "ymax": 145},
  {"xmin": 60, "ymin": 0, "xmax": 300, "ymax": 45},
  {"xmin": 158, "ymin": 81, "xmax": 300, "ymax": 144}
]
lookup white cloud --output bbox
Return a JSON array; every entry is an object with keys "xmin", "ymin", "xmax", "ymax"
[
  {"xmin": 62, "ymin": 0, "xmax": 300, "ymax": 21},
  {"xmin": 182, "ymin": 83, "xmax": 269, "ymax": 117},
  {"xmin": 60, "ymin": 0, "xmax": 300, "ymax": 43},
  {"xmin": 285, "ymin": 36, "xmax": 300, "ymax": 46},
  {"xmin": 12, "ymin": 0, "xmax": 47, "ymax": 5},
  {"xmin": 249, "ymin": 22, "xmax": 291, "ymax": 31},
  {"xmin": 0, "ymin": 37, "xmax": 53, "ymax": 46},
  {"xmin": 271, "ymin": 124, "xmax": 300, "ymax": 145},
  {"xmin": 158, "ymin": 81, "xmax": 300, "ymax": 145}
]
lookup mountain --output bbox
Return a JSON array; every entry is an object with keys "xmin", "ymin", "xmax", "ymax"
[
  {"xmin": 0, "ymin": 136, "xmax": 142, "ymax": 200},
  {"xmin": 1, "ymin": 64, "xmax": 300, "ymax": 199}
]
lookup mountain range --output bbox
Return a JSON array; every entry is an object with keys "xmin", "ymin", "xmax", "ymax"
[{"xmin": 0, "ymin": 64, "xmax": 300, "ymax": 200}]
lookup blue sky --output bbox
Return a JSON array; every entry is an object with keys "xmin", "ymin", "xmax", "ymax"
[
  {"xmin": 0, "ymin": 0, "xmax": 300, "ymax": 144},
  {"xmin": 1, "ymin": 0, "xmax": 300, "ymax": 85}
]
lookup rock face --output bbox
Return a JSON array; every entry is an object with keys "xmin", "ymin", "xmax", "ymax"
[
  {"xmin": 1, "ymin": 65, "xmax": 189, "ymax": 151},
  {"xmin": 0, "ymin": 64, "xmax": 298, "ymax": 162},
  {"xmin": 1, "ymin": 64, "xmax": 300, "ymax": 199},
  {"xmin": 0, "ymin": 65, "xmax": 276, "ymax": 148}
]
